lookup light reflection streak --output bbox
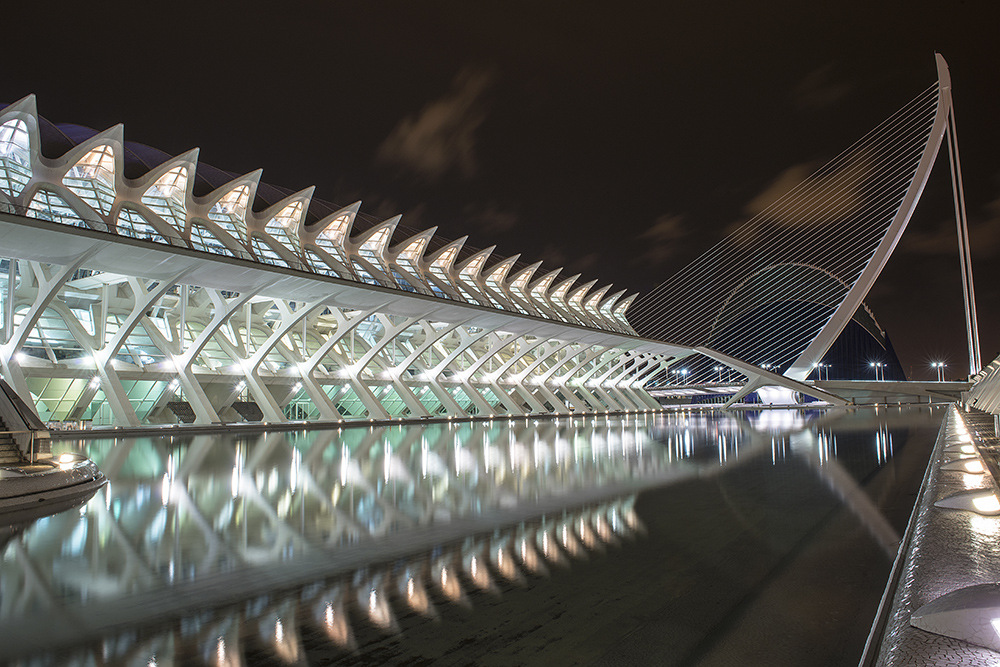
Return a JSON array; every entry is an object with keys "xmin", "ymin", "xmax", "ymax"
[
  {"xmin": 312, "ymin": 591, "xmax": 355, "ymax": 649},
  {"xmin": 6, "ymin": 411, "xmax": 867, "ymax": 664}
]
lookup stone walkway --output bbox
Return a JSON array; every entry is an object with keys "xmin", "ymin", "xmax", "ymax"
[{"xmin": 872, "ymin": 406, "xmax": 1000, "ymax": 665}]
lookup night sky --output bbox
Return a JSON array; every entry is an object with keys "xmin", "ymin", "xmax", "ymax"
[{"xmin": 5, "ymin": 1, "xmax": 998, "ymax": 380}]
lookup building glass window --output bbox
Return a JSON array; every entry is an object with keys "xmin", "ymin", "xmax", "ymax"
[
  {"xmin": 530, "ymin": 276, "xmax": 557, "ymax": 315},
  {"xmin": 190, "ymin": 222, "xmax": 234, "ymax": 257},
  {"xmin": 117, "ymin": 208, "xmax": 166, "ymax": 244},
  {"xmin": 391, "ymin": 269, "xmax": 419, "ymax": 293},
  {"xmin": 457, "ymin": 284, "xmax": 484, "ymax": 305},
  {"xmin": 63, "ymin": 145, "xmax": 115, "ymax": 215},
  {"xmin": 459, "ymin": 254, "xmax": 487, "ymax": 282},
  {"xmin": 397, "ymin": 237, "xmax": 427, "ymax": 263},
  {"xmin": 305, "ymin": 248, "xmax": 351, "ymax": 279},
  {"xmin": 394, "ymin": 256, "xmax": 427, "ymax": 291},
  {"xmin": 322, "ymin": 213, "xmax": 351, "ymax": 246},
  {"xmin": 264, "ymin": 200, "xmax": 303, "ymax": 253},
  {"xmin": 428, "ymin": 247, "xmax": 458, "ymax": 290},
  {"xmin": 208, "ymin": 184, "xmax": 250, "ymax": 241},
  {"xmin": 314, "ymin": 234, "xmax": 348, "ymax": 265},
  {"xmin": 0, "ymin": 119, "xmax": 31, "ymax": 197},
  {"xmin": 28, "ymin": 189, "xmax": 87, "ymax": 228},
  {"xmin": 352, "ymin": 260, "xmax": 382, "ymax": 286},
  {"xmin": 141, "ymin": 166, "xmax": 188, "ymax": 233},
  {"xmin": 251, "ymin": 234, "xmax": 288, "ymax": 266}
]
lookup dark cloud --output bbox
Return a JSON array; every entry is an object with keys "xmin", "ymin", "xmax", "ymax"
[
  {"xmin": 537, "ymin": 244, "xmax": 568, "ymax": 271},
  {"xmin": 567, "ymin": 252, "xmax": 600, "ymax": 275},
  {"xmin": 743, "ymin": 157, "xmax": 869, "ymax": 225},
  {"xmin": 376, "ymin": 67, "xmax": 493, "ymax": 182},
  {"xmin": 633, "ymin": 214, "xmax": 690, "ymax": 266},
  {"xmin": 901, "ymin": 192, "xmax": 1000, "ymax": 259},
  {"xmin": 462, "ymin": 201, "xmax": 519, "ymax": 235},
  {"xmin": 793, "ymin": 65, "xmax": 853, "ymax": 110}
]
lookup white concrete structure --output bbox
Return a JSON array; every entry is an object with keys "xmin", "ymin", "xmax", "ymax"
[{"xmin": 0, "ymin": 94, "xmax": 688, "ymax": 426}]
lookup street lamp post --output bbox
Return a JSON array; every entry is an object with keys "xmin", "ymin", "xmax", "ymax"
[
  {"xmin": 714, "ymin": 365, "xmax": 723, "ymax": 383},
  {"xmin": 870, "ymin": 362, "xmax": 885, "ymax": 382},
  {"xmin": 932, "ymin": 362, "xmax": 946, "ymax": 382}
]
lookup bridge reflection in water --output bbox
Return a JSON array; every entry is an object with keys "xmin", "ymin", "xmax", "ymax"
[{"xmin": 0, "ymin": 408, "xmax": 940, "ymax": 666}]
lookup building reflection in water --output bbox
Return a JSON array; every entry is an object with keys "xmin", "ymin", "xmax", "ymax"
[{"xmin": 0, "ymin": 409, "xmax": 925, "ymax": 665}]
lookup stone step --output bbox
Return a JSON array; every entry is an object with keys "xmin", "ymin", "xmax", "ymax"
[{"xmin": 0, "ymin": 441, "xmax": 25, "ymax": 464}]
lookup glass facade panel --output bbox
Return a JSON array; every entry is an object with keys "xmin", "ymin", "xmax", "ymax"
[
  {"xmin": 305, "ymin": 249, "xmax": 349, "ymax": 279},
  {"xmin": 0, "ymin": 119, "xmax": 31, "ymax": 197},
  {"xmin": 352, "ymin": 260, "xmax": 382, "ymax": 286},
  {"xmin": 390, "ymin": 269, "xmax": 418, "ymax": 293},
  {"xmin": 313, "ymin": 235, "xmax": 348, "ymax": 265},
  {"xmin": 264, "ymin": 201, "xmax": 302, "ymax": 252},
  {"xmin": 63, "ymin": 145, "xmax": 115, "ymax": 215},
  {"xmin": 360, "ymin": 227, "xmax": 390, "ymax": 257},
  {"xmin": 27, "ymin": 189, "xmax": 87, "ymax": 228},
  {"xmin": 251, "ymin": 235, "xmax": 289, "ymax": 267},
  {"xmin": 190, "ymin": 222, "xmax": 234, "ymax": 257},
  {"xmin": 141, "ymin": 166, "xmax": 188, "ymax": 233},
  {"xmin": 321, "ymin": 213, "xmax": 351, "ymax": 246},
  {"xmin": 117, "ymin": 208, "xmax": 166, "ymax": 243},
  {"xmin": 208, "ymin": 185, "xmax": 250, "ymax": 241}
]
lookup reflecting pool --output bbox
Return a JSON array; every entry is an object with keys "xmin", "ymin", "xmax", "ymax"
[{"xmin": 0, "ymin": 406, "xmax": 944, "ymax": 666}]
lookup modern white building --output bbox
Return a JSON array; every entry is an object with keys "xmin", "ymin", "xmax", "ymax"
[{"xmin": 0, "ymin": 94, "xmax": 694, "ymax": 427}]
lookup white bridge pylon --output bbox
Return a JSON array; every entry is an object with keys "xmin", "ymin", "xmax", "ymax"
[{"xmin": 632, "ymin": 54, "xmax": 979, "ymax": 391}]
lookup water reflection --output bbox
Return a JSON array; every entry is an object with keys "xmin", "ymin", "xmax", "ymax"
[{"xmin": 0, "ymin": 408, "xmax": 941, "ymax": 665}]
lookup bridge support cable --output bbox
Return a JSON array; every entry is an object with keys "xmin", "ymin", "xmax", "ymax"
[
  {"xmin": 629, "ymin": 55, "xmax": 963, "ymax": 387},
  {"xmin": 945, "ymin": 99, "xmax": 981, "ymax": 376}
]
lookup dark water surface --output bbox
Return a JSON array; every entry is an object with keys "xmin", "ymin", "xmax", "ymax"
[{"xmin": 0, "ymin": 406, "xmax": 943, "ymax": 666}]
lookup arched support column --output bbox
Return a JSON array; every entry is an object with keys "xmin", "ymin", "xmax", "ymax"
[{"xmin": 0, "ymin": 254, "xmax": 94, "ymax": 405}]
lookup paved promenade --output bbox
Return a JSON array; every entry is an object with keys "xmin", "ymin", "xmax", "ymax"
[{"xmin": 870, "ymin": 406, "xmax": 1000, "ymax": 665}]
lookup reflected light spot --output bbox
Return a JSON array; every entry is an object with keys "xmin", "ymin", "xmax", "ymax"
[
  {"xmin": 964, "ymin": 460, "xmax": 985, "ymax": 473},
  {"xmin": 972, "ymin": 495, "xmax": 1000, "ymax": 513},
  {"xmin": 322, "ymin": 601, "xmax": 352, "ymax": 647},
  {"xmin": 970, "ymin": 514, "xmax": 1000, "ymax": 538},
  {"xmin": 439, "ymin": 566, "xmax": 462, "ymax": 601}
]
